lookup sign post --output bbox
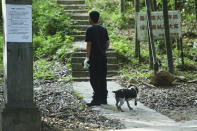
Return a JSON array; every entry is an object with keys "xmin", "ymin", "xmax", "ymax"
[
  {"xmin": 145, "ymin": 0, "xmax": 158, "ymax": 72},
  {"xmin": 136, "ymin": 10, "xmax": 182, "ymax": 73},
  {"xmin": 0, "ymin": 0, "xmax": 41, "ymax": 131},
  {"xmin": 136, "ymin": 11, "xmax": 182, "ymax": 41}
]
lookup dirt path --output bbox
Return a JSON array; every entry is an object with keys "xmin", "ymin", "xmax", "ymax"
[{"xmin": 73, "ymin": 81, "xmax": 197, "ymax": 131}]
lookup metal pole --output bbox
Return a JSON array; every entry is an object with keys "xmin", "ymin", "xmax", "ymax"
[{"xmin": 145, "ymin": 0, "xmax": 158, "ymax": 73}]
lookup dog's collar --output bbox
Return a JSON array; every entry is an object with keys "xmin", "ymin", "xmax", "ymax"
[{"xmin": 129, "ymin": 86, "xmax": 138, "ymax": 95}]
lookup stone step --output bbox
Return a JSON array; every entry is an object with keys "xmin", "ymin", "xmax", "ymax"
[
  {"xmin": 58, "ymin": 0, "xmax": 85, "ymax": 5},
  {"xmin": 71, "ymin": 57, "xmax": 118, "ymax": 64},
  {"xmin": 72, "ymin": 76, "xmax": 117, "ymax": 81},
  {"xmin": 72, "ymin": 63, "xmax": 119, "ymax": 71},
  {"xmin": 76, "ymin": 48, "xmax": 114, "ymax": 52},
  {"xmin": 69, "ymin": 31, "xmax": 86, "ymax": 36},
  {"xmin": 72, "ymin": 51, "xmax": 117, "ymax": 57},
  {"xmin": 70, "ymin": 14, "xmax": 89, "ymax": 20},
  {"xmin": 75, "ymin": 20, "xmax": 89, "ymax": 25},
  {"xmin": 73, "ymin": 30, "xmax": 86, "ymax": 35},
  {"xmin": 64, "ymin": 9, "xmax": 89, "ymax": 14},
  {"xmin": 72, "ymin": 25, "xmax": 89, "ymax": 31},
  {"xmin": 72, "ymin": 71, "xmax": 118, "ymax": 77},
  {"xmin": 72, "ymin": 35, "xmax": 85, "ymax": 41},
  {"xmin": 60, "ymin": 4, "xmax": 88, "ymax": 10}
]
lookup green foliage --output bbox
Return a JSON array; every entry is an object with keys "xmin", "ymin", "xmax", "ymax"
[
  {"xmin": 33, "ymin": 33, "xmax": 73, "ymax": 59},
  {"xmin": 55, "ymin": 37, "xmax": 74, "ymax": 62},
  {"xmin": 119, "ymin": 64, "xmax": 152, "ymax": 81},
  {"xmin": 111, "ymin": 34, "xmax": 133, "ymax": 59},
  {"xmin": 63, "ymin": 75, "xmax": 72, "ymax": 83},
  {"xmin": 87, "ymin": 0, "xmax": 134, "ymax": 29},
  {"xmin": 86, "ymin": 0, "xmax": 119, "ymax": 12},
  {"xmin": 86, "ymin": 0, "xmax": 197, "ymax": 82},
  {"xmin": 33, "ymin": 59, "xmax": 56, "ymax": 80},
  {"xmin": 32, "ymin": 0, "xmax": 74, "ymax": 36},
  {"xmin": 32, "ymin": 0, "xmax": 75, "ymax": 60},
  {"xmin": 71, "ymin": 89, "xmax": 83, "ymax": 100}
]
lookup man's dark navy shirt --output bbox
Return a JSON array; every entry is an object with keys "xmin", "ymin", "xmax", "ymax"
[{"xmin": 85, "ymin": 25, "xmax": 109, "ymax": 60}]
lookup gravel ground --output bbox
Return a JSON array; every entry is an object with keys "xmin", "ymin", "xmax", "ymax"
[
  {"xmin": 138, "ymin": 83, "xmax": 197, "ymax": 121},
  {"xmin": 1, "ymin": 60, "xmax": 197, "ymax": 130},
  {"xmin": 33, "ymin": 61, "xmax": 124, "ymax": 131},
  {"xmin": 118, "ymin": 77, "xmax": 197, "ymax": 122},
  {"xmin": 0, "ymin": 61, "xmax": 124, "ymax": 131},
  {"xmin": 34, "ymin": 81, "xmax": 124, "ymax": 131}
]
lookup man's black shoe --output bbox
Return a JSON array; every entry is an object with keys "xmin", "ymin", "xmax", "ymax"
[
  {"xmin": 99, "ymin": 99, "xmax": 108, "ymax": 105},
  {"xmin": 86, "ymin": 101, "xmax": 101, "ymax": 107}
]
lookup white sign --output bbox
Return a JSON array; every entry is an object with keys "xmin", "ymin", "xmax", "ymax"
[
  {"xmin": 4, "ymin": 4, "xmax": 32, "ymax": 42},
  {"xmin": 136, "ymin": 11, "xmax": 181, "ymax": 41}
]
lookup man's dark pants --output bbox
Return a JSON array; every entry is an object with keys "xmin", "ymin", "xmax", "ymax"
[{"xmin": 89, "ymin": 56, "xmax": 108, "ymax": 103}]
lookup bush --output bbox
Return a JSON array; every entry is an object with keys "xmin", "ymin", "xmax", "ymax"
[
  {"xmin": 32, "ymin": 0, "xmax": 74, "ymax": 36},
  {"xmin": 33, "ymin": 33, "xmax": 73, "ymax": 59},
  {"xmin": 33, "ymin": 59, "xmax": 56, "ymax": 80},
  {"xmin": 32, "ymin": 0, "xmax": 75, "ymax": 60},
  {"xmin": 111, "ymin": 34, "xmax": 133, "ymax": 59}
]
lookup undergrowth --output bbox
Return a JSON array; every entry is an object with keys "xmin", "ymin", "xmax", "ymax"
[
  {"xmin": 33, "ymin": 0, "xmax": 75, "ymax": 60},
  {"xmin": 34, "ymin": 59, "xmax": 57, "ymax": 80},
  {"xmin": 32, "ymin": 0, "xmax": 75, "ymax": 79},
  {"xmin": 86, "ymin": 0, "xmax": 197, "ymax": 81}
]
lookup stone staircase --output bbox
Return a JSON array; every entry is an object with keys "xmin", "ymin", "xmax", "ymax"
[
  {"xmin": 71, "ymin": 49, "xmax": 119, "ymax": 81},
  {"xmin": 57, "ymin": 0, "xmax": 89, "ymax": 41},
  {"xmin": 57, "ymin": 0, "xmax": 119, "ymax": 81}
]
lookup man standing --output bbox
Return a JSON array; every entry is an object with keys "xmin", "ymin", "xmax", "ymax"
[{"xmin": 84, "ymin": 11, "xmax": 110, "ymax": 106}]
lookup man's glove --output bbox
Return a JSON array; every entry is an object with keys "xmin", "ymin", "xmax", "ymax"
[{"xmin": 83, "ymin": 57, "xmax": 90, "ymax": 68}]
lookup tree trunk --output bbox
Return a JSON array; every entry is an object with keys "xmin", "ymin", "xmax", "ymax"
[
  {"xmin": 120, "ymin": 0, "xmax": 125, "ymax": 16},
  {"xmin": 134, "ymin": 0, "xmax": 140, "ymax": 62},
  {"xmin": 162, "ymin": 0, "xmax": 174, "ymax": 73},
  {"xmin": 0, "ymin": 0, "xmax": 2, "ymax": 22},
  {"xmin": 174, "ymin": 0, "xmax": 178, "ymax": 10},
  {"xmin": 153, "ymin": 0, "xmax": 157, "ymax": 11},
  {"xmin": 149, "ymin": 0, "xmax": 153, "ymax": 11},
  {"xmin": 179, "ymin": 37, "xmax": 184, "ymax": 65},
  {"xmin": 195, "ymin": 0, "xmax": 197, "ymax": 23}
]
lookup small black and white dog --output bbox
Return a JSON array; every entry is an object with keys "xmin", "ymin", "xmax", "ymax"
[{"xmin": 113, "ymin": 85, "xmax": 138, "ymax": 112}]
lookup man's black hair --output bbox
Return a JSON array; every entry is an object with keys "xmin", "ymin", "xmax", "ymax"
[{"xmin": 89, "ymin": 11, "xmax": 100, "ymax": 23}]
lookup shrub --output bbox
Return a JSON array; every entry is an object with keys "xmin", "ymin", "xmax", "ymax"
[
  {"xmin": 33, "ymin": 59, "xmax": 56, "ymax": 80},
  {"xmin": 33, "ymin": 33, "xmax": 73, "ymax": 59},
  {"xmin": 32, "ymin": 0, "xmax": 75, "ymax": 60},
  {"xmin": 32, "ymin": 0, "xmax": 74, "ymax": 36}
]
